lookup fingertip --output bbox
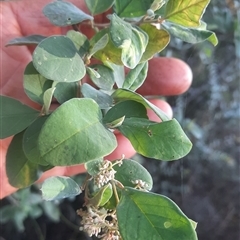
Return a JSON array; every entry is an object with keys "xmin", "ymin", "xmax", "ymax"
[
  {"xmin": 147, "ymin": 99, "xmax": 173, "ymax": 122},
  {"xmin": 137, "ymin": 57, "xmax": 192, "ymax": 96}
]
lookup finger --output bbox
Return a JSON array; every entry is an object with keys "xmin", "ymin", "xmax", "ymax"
[
  {"xmin": 0, "ymin": 138, "xmax": 18, "ymax": 199},
  {"xmin": 137, "ymin": 57, "xmax": 192, "ymax": 96},
  {"xmin": 147, "ymin": 99, "xmax": 173, "ymax": 122},
  {"xmin": 105, "ymin": 133, "xmax": 136, "ymax": 160}
]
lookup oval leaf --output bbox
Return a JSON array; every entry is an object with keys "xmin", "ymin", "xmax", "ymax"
[
  {"xmin": 107, "ymin": 62, "xmax": 125, "ymax": 88},
  {"xmin": 6, "ymin": 35, "xmax": 46, "ymax": 47},
  {"xmin": 122, "ymin": 62, "xmax": 148, "ymax": 91},
  {"xmin": 38, "ymin": 98, "xmax": 117, "ymax": 166},
  {"xmin": 110, "ymin": 14, "xmax": 132, "ymax": 48},
  {"xmin": 117, "ymin": 187, "xmax": 198, "ymax": 240},
  {"xmin": 89, "ymin": 33, "xmax": 109, "ymax": 58},
  {"xmin": 43, "ymin": 1, "xmax": 93, "ymax": 26},
  {"xmin": 66, "ymin": 30, "xmax": 90, "ymax": 57},
  {"xmin": 81, "ymin": 83, "xmax": 113, "ymax": 109},
  {"xmin": 85, "ymin": 158, "xmax": 103, "ymax": 176},
  {"xmin": 113, "ymin": 159, "xmax": 153, "ymax": 190},
  {"xmin": 86, "ymin": 64, "xmax": 114, "ymax": 90},
  {"xmin": 115, "ymin": 0, "xmax": 153, "ymax": 17},
  {"xmin": 118, "ymin": 118, "xmax": 192, "ymax": 160},
  {"xmin": 103, "ymin": 100, "xmax": 148, "ymax": 125},
  {"xmin": 121, "ymin": 27, "xmax": 149, "ymax": 69},
  {"xmin": 23, "ymin": 61, "xmax": 53, "ymax": 105},
  {"xmin": 112, "ymin": 89, "xmax": 169, "ymax": 121},
  {"xmin": 33, "ymin": 36, "xmax": 86, "ymax": 82},
  {"xmin": 163, "ymin": 21, "xmax": 218, "ymax": 46},
  {"xmin": 41, "ymin": 176, "xmax": 81, "ymax": 201},
  {"xmin": 85, "ymin": 0, "xmax": 114, "ymax": 15},
  {"xmin": 43, "ymin": 87, "xmax": 56, "ymax": 114},
  {"xmin": 164, "ymin": 0, "xmax": 211, "ymax": 27},
  {"xmin": 87, "ymin": 183, "xmax": 113, "ymax": 207},
  {"xmin": 140, "ymin": 23, "xmax": 170, "ymax": 61},
  {"xmin": 0, "ymin": 96, "xmax": 39, "ymax": 139},
  {"xmin": 6, "ymin": 132, "xmax": 40, "ymax": 188},
  {"xmin": 90, "ymin": 29, "xmax": 123, "ymax": 65},
  {"xmin": 23, "ymin": 116, "xmax": 49, "ymax": 166},
  {"xmin": 54, "ymin": 82, "xmax": 78, "ymax": 104}
]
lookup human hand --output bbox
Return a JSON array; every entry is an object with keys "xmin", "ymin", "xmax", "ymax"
[{"xmin": 0, "ymin": 0, "xmax": 192, "ymax": 199}]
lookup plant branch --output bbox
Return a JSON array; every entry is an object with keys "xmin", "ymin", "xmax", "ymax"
[{"xmin": 111, "ymin": 180, "xmax": 120, "ymax": 204}]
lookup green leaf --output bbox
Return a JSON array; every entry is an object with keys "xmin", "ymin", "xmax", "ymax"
[
  {"xmin": 43, "ymin": 1, "xmax": 93, "ymax": 27},
  {"xmin": 105, "ymin": 116, "xmax": 126, "ymax": 129},
  {"xmin": 103, "ymin": 100, "xmax": 148, "ymax": 124},
  {"xmin": 86, "ymin": 64, "xmax": 115, "ymax": 90},
  {"xmin": 89, "ymin": 33, "xmax": 109, "ymax": 57},
  {"xmin": 23, "ymin": 61, "xmax": 53, "ymax": 105},
  {"xmin": 140, "ymin": 24, "xmax": 170, "ymax": 61},
  {"xmin": 54, "ymin": 82, "xmax": 78, "ymax": 104},
  {"xmin": 118, "ymin": 118, "xmax": 192, "ymax": 160},
  {"xmin": 154, "ymin": 2, "xmax": 167, "ymax": 15},
  {"xmin": 207, "ymin": 32, "xmax": 219, "ymax": 47},
  {"xmin": 163, "ymin": 22, "xmax": 218, "ymax": 46},
  {"xmin": 23, "ymin": 62, "xmax": 52, "ymax": 105},
  {"xmin": 6, "ymin": 131, "xmax": 40, "ymax": 188},
  {"xmin": 97, "ymin": 183, "xmax": 113, "ymax": 207},
  {"xmin": 164, "ymin": 0, "xmax": 211, "ymax": 27},
  {"xmin": 109, "ymin": 14, "xmax": 132, "ymax": 48},
  {"xmin": 0, "ymin": 205, "xmax": 28, "ymax": 231},
  {"xmin": 0, "ymin": 205, "xmax": 20, "ymax": 223},
  {"xmin": 113, "ymin": 159, "xmax": 153, "ymax": 190},
  {"xmin": 85, "ymin": 158, "xmax": 103, "ymax": 176},
  {"xmin": 87, "ymin": 66, "xmax": 100, "ymax": 78},
  {"xmin": 23, "ymin": 116, "xmax": 49, "ymax": 166},
  {"xmin": 117, "ymin": 188, "xmax": 198, "ymax": 240},
  {"xmin": 42, "ymin": 201, "xmax": 60, "ymax": 222},
  {"xmin": 38, "ymin": 98, "xmax": 117, "ymax": 166},
  {"xmin": 41, "ymin": 176, "xmax": 81, "ymax": 201},
  {"xmin": 6, "ymin": 35, "xmax": 46, "ymax": 46},
  {"xmin": 102, "ymin": 191, "xmax": 118, "ymax": 210},
  {"xmin": 85, "ymin": 0, "xmax": 114, "ymax": 15},
  {"xmin": 81, "ymin": 83, "xmax": 113, "ymax": 109},
  {"xmin": 122, "ymin": 62, "xmax": 148, "ymax": 91},
  {"xmin": 33, "ymin": 35, "xmax": 86, "ymax": 82},
  {"xmin": 112, "ymin": 89, "xmax": 169, "ymax": 121},
  {"xmin": 43, "ymin": 87, "xmax": 56, "ymax": 114},
  {"xmin": 189, "ymin": 219, "xmax": 198, "ymax": 230},
  {"xmin": 150, "ymin": 0, "xmax": 166, "ymax": 11},
  {"xmin": 90, "ymin": 29, "xmax": 123, "ymax": 65},
  {"xmin": 115, "ymin": 0, "xmax": 153, "ymax": 17},
  {"xmin": 107, "ymin": 63, "xmax": 125, "ymax": 88},
  {"xmin": 0, "ymin": 96, "xmax": 39, "ymax": 139},
  {"xmin": 121, "ymin": 26, "xmax": 149, "ymax": 69},
  {"xmin": 87, "ymin": 183, "xmax": 113, "ymax": 207},
  {"xmin": 66, "ymin": 30, "xmax": 90, "ymax": 57}
]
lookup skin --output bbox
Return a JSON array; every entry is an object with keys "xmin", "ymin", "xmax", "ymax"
[{"xmin": 0, "ymin": 0, "xmax": 192, "ymax": 199}]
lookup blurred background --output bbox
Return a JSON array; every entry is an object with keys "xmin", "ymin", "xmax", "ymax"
[{"xmin": 0, "ymin": 0, "xmax": 239, "ymax": 239}]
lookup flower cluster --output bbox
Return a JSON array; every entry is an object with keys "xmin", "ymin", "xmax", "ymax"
[
  {"xmin": 93, "ymin": 160, "xmax": 117, "ymax": 188},
  {"xmin": 77, "ymin": 205, "xmax": 121, "ymax": 240},
  {"xmin": 132, "ymin": 179, "xmax": 149, "ymax": 190}
]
